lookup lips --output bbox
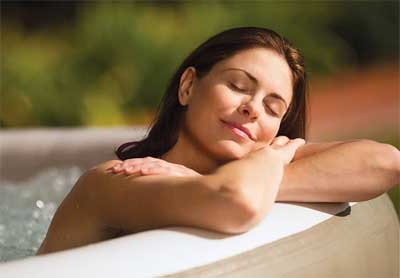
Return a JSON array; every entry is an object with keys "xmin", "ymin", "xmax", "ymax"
[{"xmin": 221, "ymin": 120, "xmax": 254, "ymax": 140}]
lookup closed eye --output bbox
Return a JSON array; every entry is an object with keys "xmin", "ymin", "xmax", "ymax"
[
  {"xmin": 264, "ymin": 103, "xmax": 279, "ymax": 117},
  {"xmin": 229, "ymin": 82, "xmax": 281, "ymax": 117},
  {"xmin": 228, "ymin": 82, "xmax": 248, "ymax": 93}
]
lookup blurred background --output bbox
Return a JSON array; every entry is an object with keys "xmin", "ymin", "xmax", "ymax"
[{"xmin": 1, "ymin": 1, "xmax": 398, "ymax": 213}]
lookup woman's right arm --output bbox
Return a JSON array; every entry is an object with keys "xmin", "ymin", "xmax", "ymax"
[
  {"xmin": 89, "ymin": 139, "xmax": 304, "ymax": 237},
  {"xmin": 96, "ymin": 139, "xmax": 304, "ymax": 234},
  {"xmin": 38, "ymin": 139, "xmax": 302, "ymax": 254},
  {"xmin": 38, "ymin": 159, "xmax": 260, "ymax": 254},
  {"xmin": 84, "ymin": 160, "xmax": 256, "ymax": 235}
]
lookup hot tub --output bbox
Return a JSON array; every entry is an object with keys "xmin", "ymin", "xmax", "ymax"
[{"xmin": 0, "ymin": 128, "xmax": 398, "ymax": 277}]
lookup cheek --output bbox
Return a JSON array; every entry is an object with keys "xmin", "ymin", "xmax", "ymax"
[
  {"xmin": 210, "ymin": 85, "xmax": 242, "ymax": 113},
  {"xmin": 183, "ymin": 94, "xmax": 217, "ymax": 136},
  {"xmin": 257, "ymin": 120, "xmax": 281, "ymax": 145},
  {"xmin": 190, "ymin": 85, "xmax": 239, "ymax": 120},
  {"xmin": 183, "ymin": 86, "xmax": 242, "ymax": 146}
]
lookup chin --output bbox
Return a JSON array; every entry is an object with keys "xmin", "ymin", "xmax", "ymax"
[{"xmin": 214, "ymin": 140, "xmax": 250, "ymax": 161}]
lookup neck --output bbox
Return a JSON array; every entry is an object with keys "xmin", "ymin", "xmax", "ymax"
[{"xmin": 160, "ymin": 130, "xmax": 221, "ymax": 175}]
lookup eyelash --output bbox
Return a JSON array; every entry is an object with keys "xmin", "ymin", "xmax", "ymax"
[
  {"xmin": 229, "ymin": 82, "xmax": 279, "ymax": 117},
  {"xmin": 229, "ymin": 82, "xmax": 247, "ymax": 93}
]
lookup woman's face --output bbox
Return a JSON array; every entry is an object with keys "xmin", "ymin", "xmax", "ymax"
[{"xmin": 179, "ymin": 47, "xmax": 293, "ymax": 161}]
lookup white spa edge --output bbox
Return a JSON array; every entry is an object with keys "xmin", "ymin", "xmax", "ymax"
[{"xmin": 0, "ymin": 201, "xmax": 356, "ymax": 278}]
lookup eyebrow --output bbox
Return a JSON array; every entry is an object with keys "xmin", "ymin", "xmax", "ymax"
[{"xmin": 222, "ymin": 67, "xmax": 288, "ymax": 109}]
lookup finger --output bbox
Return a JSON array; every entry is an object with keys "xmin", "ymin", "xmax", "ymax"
[
  {"xmin": 112, "ymin": 159, "xmax": 140, "ymax": 172},
  {"xmin": 124, "ymin": 166, "xmax": 141, "ymax": 175},
  {"xmin": 121, "ymin": 159, "xmax": 157, "ymax": 174},
  {"xmin": 140, "ymin": 166, "xmax": 168, "ymax": 176},
  {"xmin": 112, "ymin": 163, "xmax": 124, "ymax": 173},
  {"xmin": 271, "ymin": 136, "xmax": 290, "ymax": 146},
  {"xmin": 286, "ymin": 138, "xmax": 306, "ymax": 150},
  {"xmin": 123, "ymin": 161, "xmax": 160, "ymax": 175},
  {"xmin": 121, "ymin": 158, "xmax": 143, "ymax": 169}
]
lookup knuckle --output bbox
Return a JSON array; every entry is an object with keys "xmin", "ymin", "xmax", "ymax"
[{"xmin": 93, "ymin": 160, "xmax": 122, "ymax": 171}]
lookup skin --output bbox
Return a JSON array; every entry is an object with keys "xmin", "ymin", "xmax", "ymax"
[
  {"xmin": 161, "ymin": 48, "xmax": 294, "ymax": 174},
  {"xmin": 37, "ymin": 48, "xmax": 400, "ymax": 255}
]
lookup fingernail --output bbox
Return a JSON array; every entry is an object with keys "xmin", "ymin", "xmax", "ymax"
[
  {"xmin": 113, "ymin": 164, "xmax": 121, "ymax": 170},
  {"xmin": 125, "ymin": 167, "xmax": 133, "ymax": 172}
]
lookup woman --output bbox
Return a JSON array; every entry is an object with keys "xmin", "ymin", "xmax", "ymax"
[{"xmin": 37, "ymin": 27, "xmax": 399, "ymax": 254}]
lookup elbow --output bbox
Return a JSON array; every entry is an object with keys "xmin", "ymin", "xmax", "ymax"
[
  {"xmin": 218, "ymin": 205, "xmax": 260, "ymax": 235},
  {"xmin": 374, "ymin": 142, "xmax": 399, "ymax": 181},
  {"xmin": 389, "ymin": 144, "xmax": 400, "ymax": 174},
  {"xmin": 216, "ymin": 182, "xmax": 267, "ymax": 234},
  {"xmin": 365, "ymin": 140, "xmax": 400, "ymax": 192},
  {"xmin": 229, "ymin": 198, "xmax": 272, "ymax": 235},
  {"xmin": 204, "ymin": 180, "xmax": 251, "ymax": 234},
  {"xmin": 381, "ymin": 143, "xmax": 400, "ymax": 185},
  {"xmin": 222, "ymin": 200, "xmax": 259, "ymax": 235}
]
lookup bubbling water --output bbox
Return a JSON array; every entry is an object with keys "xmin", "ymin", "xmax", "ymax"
[{"xmin": 0, "ymin": 167, "xmax": 83, "ymax": 262}]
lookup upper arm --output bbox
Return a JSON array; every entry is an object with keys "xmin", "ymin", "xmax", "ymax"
[
  {"xmin": 85, "ymin": 160, "xmax": 252, "ymax": 235},
  {"xmin": 37, "ymin": 162, "xmax": 121, "ymax": 254}
]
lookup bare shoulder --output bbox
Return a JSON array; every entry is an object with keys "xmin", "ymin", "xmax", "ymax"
[
  {"xmin": 36, "ymin": 160, "xmax": 123, "ymax": 254},
  {"xmin": 79, "ymin": 159, "xmax": 128, "ymax": 192}
]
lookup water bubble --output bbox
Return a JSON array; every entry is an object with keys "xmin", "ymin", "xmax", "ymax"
[{"xmin": 36, "ymin": 200, "xmax": 44, "ymax": 209}]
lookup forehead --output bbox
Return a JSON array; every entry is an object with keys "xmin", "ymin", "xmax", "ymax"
[{"xmin": 213, "ymin": 48, "xmax": 293, "ymax": 104}]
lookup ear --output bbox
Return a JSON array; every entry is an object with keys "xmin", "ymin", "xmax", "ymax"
[{"xmin": 178, "ymin": 67, "xmax": 197, "ymax": 106}]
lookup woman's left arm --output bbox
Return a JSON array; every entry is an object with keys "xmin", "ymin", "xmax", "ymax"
[
  {"xmin": 277, "ymin": 139, "xmax": 400, "ymax": 202},
  {"xmin": 291, "ymin": 139, "xmax": 362, "ymax": 161}
]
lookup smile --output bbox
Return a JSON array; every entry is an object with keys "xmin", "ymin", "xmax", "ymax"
[{"xmin": 221, "ymin": 120, "xmax": 253, "ymax": 141}]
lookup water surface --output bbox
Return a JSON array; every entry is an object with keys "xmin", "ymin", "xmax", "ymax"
[{"xmin": 0, "ymin": 167, "xmax": 83, "ymax": 262}]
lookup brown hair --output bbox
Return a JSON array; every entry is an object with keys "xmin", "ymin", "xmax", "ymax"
[{"xmin": 116, "ymin": 27, "xmax": 308, "ymax": 160}]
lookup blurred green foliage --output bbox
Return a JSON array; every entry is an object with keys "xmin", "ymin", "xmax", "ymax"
[
  {"xmin": 0, "ymin": 1, "xmax": 398, "ymax": 127},
  {"xmin": 0, "ymin": 2, "xmax": 399, "ymax": 216}
]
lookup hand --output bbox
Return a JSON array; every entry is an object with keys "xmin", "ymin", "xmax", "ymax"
[
  {"xmin": 111, "ymin": 156, "xmax": 202, "ymax": 177},
  {"xmin": 247, "ymin": 136, "xmax": 305, "ymax": 166},
  {"xmin": 269, "ymin": 136, "xmax": 306, "ymax": 165}
]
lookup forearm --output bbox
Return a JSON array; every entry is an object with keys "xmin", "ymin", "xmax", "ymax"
[
  {"xmin": 37, "ymin": 162, "xmax": 253, "ymax": 254},
  {"xmin": 277, "ymin": 140, "xmax": 400, "ymax": 202},
  {"xmin": 88, "ymin": 161, "xmax": 255, "ymax": 235},
  {"xmin": 292, "ymin": 140, "xmax": 360, "ymax": 161},
  {"xmin": 94, "ymin": 151, "xmax": 284, "ymax": 235}
]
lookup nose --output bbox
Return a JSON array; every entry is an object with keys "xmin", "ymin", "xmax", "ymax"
[{"xmin": 238, "ymin": 99, "xmax": 262, "ymax": 120}]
